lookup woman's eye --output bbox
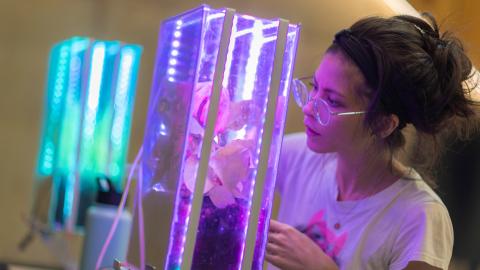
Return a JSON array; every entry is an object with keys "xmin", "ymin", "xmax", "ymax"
[{"xmin": 327, "ymin": 97, "xmax": 341, "ymax": 107}]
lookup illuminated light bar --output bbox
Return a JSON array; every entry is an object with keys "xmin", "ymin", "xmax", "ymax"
[
  {"xmin": 35, "ymin": 37, "xmax": 142, "ymax": 232},
  {"xmin": 131, "ymin": 5, "xmax": 300, "ymax": 270}
]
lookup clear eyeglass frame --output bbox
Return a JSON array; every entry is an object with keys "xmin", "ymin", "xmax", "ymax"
[{"xmin": 291, "ymin": 76, "xmax": 366, "ymax": 126}]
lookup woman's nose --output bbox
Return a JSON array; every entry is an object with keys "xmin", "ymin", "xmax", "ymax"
[{"xmin": 302, "ymin": 98, "xmax": 314, "ymax": 117}]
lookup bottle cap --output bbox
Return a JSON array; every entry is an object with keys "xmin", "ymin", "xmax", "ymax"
[{"xmin": 96, "ymin": 176, "xmax": 123, "ymax": 206}]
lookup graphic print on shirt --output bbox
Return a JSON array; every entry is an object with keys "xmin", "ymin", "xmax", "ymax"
[{"xmin": 296, "ymin": 210, "xmax": 347, "ymax": 266}]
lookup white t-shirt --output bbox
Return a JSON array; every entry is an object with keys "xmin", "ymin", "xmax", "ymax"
[{"xmin": 271, "ymin": 133, "xmax": 453, "ymax": 270}]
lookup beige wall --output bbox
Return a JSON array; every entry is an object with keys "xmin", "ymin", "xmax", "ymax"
[
  {"xmin": 0, "ymin": 0, "xmax": 405, "ymax": 267},
  {"xmin": 410, "ymin": 0, "xmax": 480, "ymax": 67}
]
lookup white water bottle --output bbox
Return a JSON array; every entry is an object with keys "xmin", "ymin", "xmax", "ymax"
[{"xmin": 80, "ymin": 176, "xmax": 132, "ymax": 270}]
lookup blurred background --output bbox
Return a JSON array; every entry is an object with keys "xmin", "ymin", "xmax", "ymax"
[{"xmin": 0, "ymin": 0, "xmax": 479, "ymax": 269}]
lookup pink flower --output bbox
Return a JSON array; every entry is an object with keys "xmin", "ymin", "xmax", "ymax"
[
  {"xmin": 182, "ymin": 81, "xmax": 266, "ymax": 208},
  {"xmin": 208, "ymin": 139, "xmax": 255, "ymax": 208},
  {"xmin": 225, "ymin": 100, "xmax": 262, "ymax": 131},
  {"xmin": 183, "ymin": 139, "xmax": 255, "ymax": 208},
  {"xmin": 191, "ymin": 82, "xmax": 231, "ymax": 134}
]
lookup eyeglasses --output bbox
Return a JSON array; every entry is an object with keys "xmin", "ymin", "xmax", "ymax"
[{"xmin": 291, "ymin": 76, "xmax": 366, "ymax": 126}]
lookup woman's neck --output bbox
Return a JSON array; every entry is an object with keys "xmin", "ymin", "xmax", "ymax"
[{"xmin": 335, "ymin": 148, "xmax": 405, "ymax": 201}]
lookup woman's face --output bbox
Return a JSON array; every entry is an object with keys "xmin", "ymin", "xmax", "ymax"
[{"xmin": 303, "ymin": 51, "xmax": 372, "ymax": 155}]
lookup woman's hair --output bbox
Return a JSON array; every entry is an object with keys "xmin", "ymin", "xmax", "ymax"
[{"xmin": 328, "ymin": 13, "xmax": 480, "ymax": 182}]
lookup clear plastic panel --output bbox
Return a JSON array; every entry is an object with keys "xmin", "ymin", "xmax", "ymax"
[
  {"xmin": 77, "ymin": 41, "xmax": 142, "ymax": 226},
  {"xmin": 165, "ymin": 7, "xmax": 228, "ymax": 270},
  {"xmin": 137, "ymin": 6, "xmax": 214, "ymax": 269},
  {"xmin": 135, "ymin": 5, "xmax": 299, "ymax": 269},
  {"xmin": 251, "ymin": 24, "xmax": 300, "ymax": 270},
  {"xmin": 187, "ymin": 15, "xmax": 282, "ymax": 270},
  {"xmin": 109, "ymin": 45, "xmax": 142, "ymax": 186},
  {"xmin": 51, "ymin": 38, "xmax": 89, "ymax": 229}
]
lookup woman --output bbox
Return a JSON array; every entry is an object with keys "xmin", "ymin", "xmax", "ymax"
[{"xmin": 265, "ymin": 14, "xmax": 478, "ymax": 270}]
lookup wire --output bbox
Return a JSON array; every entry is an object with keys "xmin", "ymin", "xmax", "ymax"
[
  {"xmin": 138, "ymin": 157, "xmax": 146, "ymax": 270},
  {"xmin": 95, "ymin": 146, "xmax": 143, "ymax": 270}
]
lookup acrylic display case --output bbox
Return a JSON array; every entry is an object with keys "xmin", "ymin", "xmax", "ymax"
[
  {"xmin": 134, "ymin": 5, "xmax": 299, "ymax": 269},
  {"xmin": 35, "ymin": 37, "xmax": 142, "ymax": 231}
]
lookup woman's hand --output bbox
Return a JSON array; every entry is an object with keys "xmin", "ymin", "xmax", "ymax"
[{"xmin": 265, "ymin": 219, "xmax": 339, "ymax": 270}]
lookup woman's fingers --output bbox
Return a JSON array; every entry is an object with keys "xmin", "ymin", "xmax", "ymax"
[
  {"xmin": 268, "ymin": 219, "xmax": 284, "ymax": 232},
  {"xmin": 268, "ymin": 219, "xmax": 286, "ymax": 235},
  {"xmin": 265, "ymin": 250, "xmax": 288, "ymax": 269},
  {"xmin": 266, "ymin": 242, "xmax": 282, "ymax": 255},
  {"xmin": 268, "ymin": 228, "xmax": 287, "ymax": 246}
]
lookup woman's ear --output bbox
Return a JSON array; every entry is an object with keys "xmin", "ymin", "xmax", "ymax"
[{"xmin": 377, "ymin": 114, "xmax": 399, "ymax": 139}]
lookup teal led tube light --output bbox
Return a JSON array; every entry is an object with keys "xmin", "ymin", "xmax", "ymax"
[{"xmin": 35, "ymin": 37, "xmax": 142, "ymax": 232}]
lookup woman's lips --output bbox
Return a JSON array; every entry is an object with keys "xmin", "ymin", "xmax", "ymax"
[{"xmin": 305, "ymin": 125, "xmax": 321, "ymax": 136}]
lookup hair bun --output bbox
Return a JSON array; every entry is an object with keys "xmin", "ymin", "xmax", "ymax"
[{"xmin": 387, "ymin": 14, "xmax": 477, "ymax": 134}]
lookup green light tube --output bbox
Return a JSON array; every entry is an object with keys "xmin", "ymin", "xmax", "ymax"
[{"xmin": 35, "ymin": 37, "xmax": 142, "ymax": 231}]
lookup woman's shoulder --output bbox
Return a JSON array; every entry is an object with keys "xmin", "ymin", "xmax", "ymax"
[
  {"xmin": 397, "ymin": 181, "xmax": 450, "ymax": 223},
  {"xmin": 397, "ymin": 171, "xmax": 447, "ymax": 209},
  {"xmin": 372, "ymin": 170, "xmax": 451, "ymax": 226},
  {"xmin": 387, "ymin": 177, "xmax": 453, "ymax": 270},
  {"xmin": 388, "ymin": 174, "xmax": 452, "ymax": 231}
]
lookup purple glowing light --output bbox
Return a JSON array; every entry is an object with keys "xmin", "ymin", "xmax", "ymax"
[{"xmin": 140, "ymin": 5, "xmax": 299, "ymax": 270}]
